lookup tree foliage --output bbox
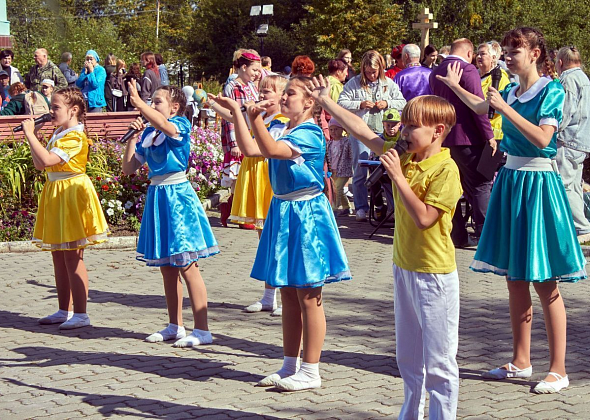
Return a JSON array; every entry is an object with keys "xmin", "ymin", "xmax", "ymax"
[
  {"xmin": 5, "ymin": 0, "xmax": 590, "ymax": 82},
  {"xmin": 294, "ymin": 0, "xmax": 406, "ymax": 66}
]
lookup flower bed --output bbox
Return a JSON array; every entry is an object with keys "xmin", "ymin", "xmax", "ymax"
[{"xmin": 0, "ymin": 126, "xmax": 224, "ymax": 242}]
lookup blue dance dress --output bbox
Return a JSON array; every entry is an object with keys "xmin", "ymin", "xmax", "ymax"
[
  {"xmin": 251, "ymin": 120, "xmax": 352, "ymax": 288},
  {"xmin": 135, "ymin": 116, "xmax": 219, "ymax": 266},
  {"xmin": 471, "ymin": 79, "xmax": 586, "ymax": 282}
]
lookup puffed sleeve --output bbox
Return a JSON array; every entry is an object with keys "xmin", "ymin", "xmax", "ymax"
[
  {"xmin": 423, "ymin": 164, "xmax": 463, "ymax": 214},
  {"xmin": 51, "ymin": 131, "xmax": 85, "ymax": 163},
  {"xmin": 279, "ymin": 122, "xmax": 323, "ymax": 164},
  {"xmin": 167, "ymin": 116, "xmax": 191, "ymax": 144},
  {"xmin": 538, "ymin": 81, "xmax": 564, "ymax": 129}
]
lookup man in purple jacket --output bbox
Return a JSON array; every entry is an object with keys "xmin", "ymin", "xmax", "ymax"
[
  {"xmin": 430, "ymin": 38, "xmax": 495, "ymax": 247},
  {"xmin": 394, "ymin": 44, "xmax": 432, "ymax": 101}
]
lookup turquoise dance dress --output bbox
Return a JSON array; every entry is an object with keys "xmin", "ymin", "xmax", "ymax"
[
  {"xmin": 251, "ymin": 120, "xmax": 352, "ymax": 288},
  {"xmin": 135, "ymin": 116, "xmax": 219, "ymax": 266},
  {"xmin": 471, "ymin": 79, "xmax": 587, "ymax": 282}
]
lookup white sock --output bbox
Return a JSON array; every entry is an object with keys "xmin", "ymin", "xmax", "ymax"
[
  {"xmin": 260, "ymin": 288, "xmax": 276, "ymax": 306},
  {"xmin": 257, "ymin": 356, "xmax": 300, "ymax": 386},
  {"xmin": 59, "ymin": 309, "xmax": 73, "ymax": 317},
  {"xmin": 293, "ymin": 362, "xmax": 320, "ymax": 381},
  {"xmin": 71, "ymin": 313, "xmax": 89, "ymax": 320},
  {"xmin": 173, "ymin": 328, "xmax": 212, "ymax": 347},
  {"xmin": 275, "ymin": 362, "xmax": 322, "ymax": 391}
]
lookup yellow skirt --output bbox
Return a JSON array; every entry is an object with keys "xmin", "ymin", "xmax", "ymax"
[
  {"xmin": 229, "ymin": 156, "xmax": 273, "ymax": 229},
  {"xmin": 33, "ymin": 174, "xmax": 109, "ymax": 251}
]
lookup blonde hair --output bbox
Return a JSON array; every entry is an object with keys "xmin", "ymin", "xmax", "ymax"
[
  {"xmin": 557, "ymin": 46, "xmax": 582, "ymax": 67},
  {"xmin": 54, "ymin": 87, "xmax": 87, "ymax": 121},
  {"xmin": 360, "ymin": 50, "xmax": 386, "ymax": 88},
  {"xmin": 401, "ymin": 95, "xmax": 456, "ymax": 137},
  {"xmin": 260, "ymin": 74, "xmax": 288, "ymax": 94}
]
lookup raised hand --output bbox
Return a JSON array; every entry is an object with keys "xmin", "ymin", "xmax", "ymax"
[
  {"xmin": 436, "ymin": 60, "xmax": 463, "ymax": 88},
  {"xmin": 127, "ymin": 79, "xmax": 142, "ymax": 108},
  {"xmin": 308, "ymin": 75, "xmax": 331, "ymax": 102}
]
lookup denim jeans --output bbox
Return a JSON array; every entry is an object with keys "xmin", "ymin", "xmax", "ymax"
[
  {"xmin": 350, "ymin": 136, "xmax": 371, "ymax": 212},
  {"xmin": 556, "ymin": 146, "xmax": 590, "ymax": 235}
]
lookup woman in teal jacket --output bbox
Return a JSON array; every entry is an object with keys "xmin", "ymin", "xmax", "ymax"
[{"xmin": 76, "ymin": 50, "xmax": 107, "ymax": 112}]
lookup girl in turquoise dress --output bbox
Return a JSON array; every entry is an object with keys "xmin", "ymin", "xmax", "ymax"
[
  {"xmin": 437, "ymin": 27, "xmax": 586, "ymax": 394},
  {"xmin": 122, "ymin": 83, "xmax": 219, "ymax": 348},
  {"xmin": 220, "ymin": 76, "xmax": 351, "ymax": 391}
]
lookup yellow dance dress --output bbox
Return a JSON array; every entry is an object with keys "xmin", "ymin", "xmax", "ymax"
[
  {"xmin": 33, "ymin": 124, "xmax": 109, "ymax": 251},
  {"xmin": 229, "ymin": 113, "xmax": 289, "ymax": 229}
]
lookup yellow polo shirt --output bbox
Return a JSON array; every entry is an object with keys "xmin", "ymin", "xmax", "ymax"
[{"xmin": 384, "ymin": 144, "xmax": 462, "ymax": 273}]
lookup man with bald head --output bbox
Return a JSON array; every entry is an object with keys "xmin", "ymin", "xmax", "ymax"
[
  {"xmin": 430, "ymin": 38, "xmax": 495, "ymax": 248},
  {"xmin": 25, "ymin": 48, "xmax": 67, "ymax": 92}
]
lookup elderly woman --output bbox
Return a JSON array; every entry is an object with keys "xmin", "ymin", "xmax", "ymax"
[
  {"xmin": 76, "ymin": 49, "xmax": 107, "ymax": 112},
  {"xmin": 338, "ymin": 50, "xmax": 406, "ymax": 221},
  {"xmin": 476, "ymin": 41, "xmax": 510, "ymax": 141}
]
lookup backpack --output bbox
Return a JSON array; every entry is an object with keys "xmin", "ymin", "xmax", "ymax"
[{"xmin": 23, "ymin": 91, "xmax": 50, "ymax": 115}]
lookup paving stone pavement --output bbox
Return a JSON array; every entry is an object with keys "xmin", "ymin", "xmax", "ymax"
[{"xmin": 1, "ymin": 212, "xmax": 589, "ymax": 419}]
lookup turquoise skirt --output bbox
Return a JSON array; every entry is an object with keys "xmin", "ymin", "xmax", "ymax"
[
  {"xmin": 471, "ymin": 166, "xmax": 586, "ymax": 282},
  {"xmin": 251, "ymin": 193, "xmax": 352, "ymax": 288},
  {"xmin": 137, "ymin": 182, "xmax": 219, "ymax": 267}
]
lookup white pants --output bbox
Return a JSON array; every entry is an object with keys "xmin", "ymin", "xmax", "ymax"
[{"xmin": 393, "ymin": 264, "xmax": 460, "ymax": 420}]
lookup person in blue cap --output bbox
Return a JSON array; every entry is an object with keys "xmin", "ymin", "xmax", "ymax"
[{"xmin": 76, "ymin": 50, "xmax": 107, "ymax": 112}]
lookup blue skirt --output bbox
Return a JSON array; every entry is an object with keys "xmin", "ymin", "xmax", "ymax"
[
  {"xmin": 137, "ymin": 182, "xmax": 219, "ymax": 266},
  {"xmin": 471, "ymin": 166, "xmax": 586, "ymax": 282},
  {"xmin": 251, "ymin": 194, "xmax": 352, "ymax": 288}
]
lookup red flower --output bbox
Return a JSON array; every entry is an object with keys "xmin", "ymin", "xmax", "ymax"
[{"xmin": 102, "ymin": 185, "xmax": 109, "ymax": 191}]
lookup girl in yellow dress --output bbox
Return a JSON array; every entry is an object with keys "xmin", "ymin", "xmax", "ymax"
[
  {"xmin": 23, "ymin": 87, "xmax": 109, "ymax": 330},
  {"xmin": 211, "ymin": 75, "xmax": 289, "ymax": 316}
]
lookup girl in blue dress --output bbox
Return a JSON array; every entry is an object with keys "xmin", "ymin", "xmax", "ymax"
[
  {"xmin": 225, "ymin": 76, "xmax": 351, "ymax": 391},
  {"xmin": 122, "ymin": 83, "xmax": 219, "ymax": 348},
  {"xmin": 438, "ymin": 27, "xmax": 586, "ymax": 394}
]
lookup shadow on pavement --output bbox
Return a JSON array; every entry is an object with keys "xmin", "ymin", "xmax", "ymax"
[
  {"xmin": 3, "ymin": 378, "xmax": 281, "ymax": 419},
  {"xmin": 3, "ymin": 346, "xmax": 262, "ymax": 384},
  {"xmin": 25, "ymin": 279, "xmax": 245, "ymax": 311}
]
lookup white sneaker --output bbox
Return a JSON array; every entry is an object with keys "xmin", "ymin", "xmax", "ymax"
[
  {"xmin": 355, "ymin": 209, "xmax": 367, "ymax": 221},
  {"xmin": 59, "ymin": 314, "xmax": 91, "ymax": 330},
  {"xmin": 244, "ymin": 301, "xmax": 277, "ymax": 312},
  {"xmin": 145, "ymin": 325, "xmax": 186, "ymax": 342},
  {"xmin": 270, "ymin": 306, "xmax": 282, "ymax": 317},
  {"xmin": 39, "ymin": 311, "xmax": 72, "ymax": 325}
]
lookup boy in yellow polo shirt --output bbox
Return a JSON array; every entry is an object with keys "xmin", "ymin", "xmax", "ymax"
[{"xmin": 313, "ymin": 78, "xmax": 462, "ymax": 420}]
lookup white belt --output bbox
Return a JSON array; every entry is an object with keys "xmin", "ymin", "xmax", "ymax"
[
  {"xmin": 47, "ymin": 172, "xmax": 82, "ymax": 181},
  {"xmin": 274, "ymin": 187, "xmax": 323, "ymax": 201},
  {"xmin": 150, "ymin": 172, "xmax": 188, "ymax": 186},
  {"xmin": 504, "ymin": 155, "xmax": 558, "ymax": 173}
]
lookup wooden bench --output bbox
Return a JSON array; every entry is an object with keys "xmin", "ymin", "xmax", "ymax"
[{"xmin": 0, "ymin": 111, "xmax": 140, "ymax": 142}]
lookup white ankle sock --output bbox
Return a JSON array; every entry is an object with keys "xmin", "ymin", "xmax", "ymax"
[
  {"xmin": 275, "ymin": 362, "xmax": 322, "ymax": 391},
  {"xmin": 260, "ymin": 288, "xmax": 276, "ymax": 306},
  {"xmin": 257, "ymin": 356, "xmax": 300, "ymax": 386},
  {"xmin": 173, "ymin": 328, "xmax": 212, "ymax": 347}
]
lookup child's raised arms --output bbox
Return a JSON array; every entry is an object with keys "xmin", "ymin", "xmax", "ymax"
[
  {"xmin": 246, "ymin": 100, "xmax": 299, "ymax": 160},
  {"xmin": 208, "ymin": 94, "xmax": 263, "ymax": 157},
  {"xmin": 127, "ymin": 79, "xmax": 179, "ymax": 138},
  {"xmin": 309, "ymin": 75, "xmax": 385, "ymax": 156}
]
